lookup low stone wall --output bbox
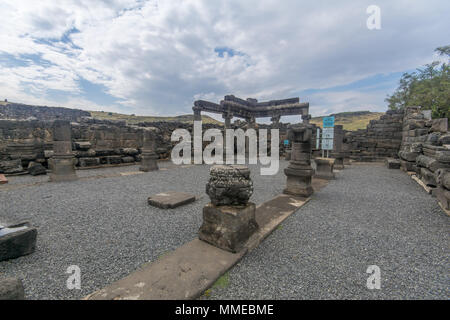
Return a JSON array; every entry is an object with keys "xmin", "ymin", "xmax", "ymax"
[{"xmin": 343, "ymin": 109, "xmax": 404, "ymax": 161}]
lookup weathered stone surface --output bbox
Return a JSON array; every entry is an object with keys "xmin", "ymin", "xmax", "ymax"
[
  {"xmin": 0, "ymin": 277, "xmax": 25, "ymax": 300},
  {"xmin": 0, "ymin": 174, "xmax": 8, "ymax": 184},
  {"xmin": 198, "ymin": 203, "xmax": 258, "ymax": 253},
  {"xmin": 49, "ymin": 120, "xmax": 77, "ymax": 182},
  {"xmin": 74, "ymin": 141, "xmax": 91, "ymax": 150},
  {"xmin": 386, "ymin": 158, "xmax": 401, "ymax": 169},
  {"xmin": 436, "ymin": 169, "xmax": 450, "ymax": 190},
  {"xmin": 121, "ymin": 156, "xmax": 135, "ymax": 163},
  {"xmin": 434, "ymin": 186, "xmax": 450, "ymax": 209},
  {"xmin": 420, "ymin": 167, "xmax": 437, "ymax": 187},
  {"xmin": 416, "ymin": 155, "xmax": 450, "ymax": 172},
  {"xmin": 27, "ymin": 162, "xmax": 46, "ymax": 176},
  {"xmin": 79, "ymin": 157, "xmax": 100, "ymax": 167},
  {"xmin": 0, "ymin": 159, "xmax": 24, "ymax": 174},
  {"xmin": 284, "ymin": 125, "xmax": 314, "ymax": 197},
  {"xmin": 439, "ymin": 134, "xmax": 450, "ymax": 145},
  {"xmin": 314, "ymin": 157, "xmax": 335, "ymax": 179},
  {"xmin": 148, "ymin": 191, "xmax": 196, "ymax": 209},
  {"xmin": 206, "ymin": 165, "xmax": 253, "ymax": 206},
  {"xmin": 430, "ymin": 118, "xmax": 448, "ymax": 133},
  {"xmin": 0, "ymin": 222, "xmax": 37, "ymax": 261}
]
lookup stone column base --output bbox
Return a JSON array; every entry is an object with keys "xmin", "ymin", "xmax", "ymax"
[
  {"xmin": 48, "ymin": 157, "xmax": 77, "ymax": 182},
  {"xmin": 139, "ymin": 154, "xmax": 159, "ymax": 172},
  {"xmin": 283, "ymin": 167, "xmax": 314, "ymax": 197},
  {"xmin": 198, "ymin": 203, "xmax": 258, "ymax": 253},
  {"xmin": 314, "ymin": 157, "xmax": 335, "ymax": 180},
  {"xmin": 334, "ymin": 157, "xmax": 344, "ymax": 170}
]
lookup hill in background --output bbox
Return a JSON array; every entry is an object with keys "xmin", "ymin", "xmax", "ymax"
[
  {"xmin": 310, "ymin": 111, "xmax": 384, "ymax": 131},
  {"xmin": 1, "ymin": 100, "xmax": 383, "ymax": 130},
  {"xmin": 90, "ymin": 110, "xmax": 222, "ymax": 124}
]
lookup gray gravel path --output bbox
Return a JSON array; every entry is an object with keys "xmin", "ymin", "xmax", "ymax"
[
  {"xmin": 0, "ymin": 161, "xmax": 287, "ymax": 299},
  {"xmin": 206, "ymin": 164, "xmax": 450, "ymax": 300}
]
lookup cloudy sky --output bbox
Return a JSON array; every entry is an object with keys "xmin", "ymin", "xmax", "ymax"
[{"xmin": 0, "ymin": 0, "xmax": 448, "ymax": 120}]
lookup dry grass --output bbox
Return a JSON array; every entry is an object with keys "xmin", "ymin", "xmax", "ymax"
[{"xmin": 310, "ymin": 112, "xmax": 384, "ymax": 131}]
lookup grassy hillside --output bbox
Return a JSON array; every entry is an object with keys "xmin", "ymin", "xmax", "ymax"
[
  {"xmin": 310, "ymin": 111, "xmax": 384, "ymax": 131},
  {"xmin": 90, "ymin": 110, "xmax": 222, "ymax": 124}
]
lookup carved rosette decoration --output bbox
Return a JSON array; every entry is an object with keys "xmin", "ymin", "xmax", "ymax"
[{"xmin": 206, "ymin": 165, "xmax": 253, "ymax": 206}]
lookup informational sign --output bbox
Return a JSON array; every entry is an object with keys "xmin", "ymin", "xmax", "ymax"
[
  {"xmin": 322, "ymin": 139, "xmax": 334, "ymax": 150},
  {"xmin": 322, "ymin": 127, "xmax": 334, "ymax": 139},
  {"xmin": 321, "ymin": 116, "xmax": 335, "ymax": 151},
  {"xmin": 323, "ymin": 116, "xmax": 335, "ymax": 128},
  {"xmin": 284, "ymin": 139, "xmax": 289, "ymax": 146}
]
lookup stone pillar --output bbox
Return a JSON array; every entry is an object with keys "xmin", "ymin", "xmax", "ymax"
[
  {"xmin": 193, "ymin": 106, "xmax": 202, "ymax": 121},
  {"xmin": 283, "ymin": 125, "xmax": 314, "ymax": 197},
  {"xmin": 222, "ymin": 113, "xmax": 232, "ymax": 129},
  {"xmin": 302, "ymin": 114, "xmax": 311, "ymax": 124},
  {"xmin": 332, "ymin": 125, "xmax": 345, "ymax": 169},
  {"xmin": 314, "ymin": 157, "xmax": 336, "ymax": 180},
  {"xmin": 271, "ymin": 115, "xmax": 281, "ymax": 129},
  {"xmin": 198, "ymin": 165, "xmax": 258, "ymax": 253},
  {"xmin": 49, "ymin": 120, "xmax": 77, "ymax": 182},
  {"xmin": 139, "ymin": 128, "xmax": 159, "ymax": 172}
]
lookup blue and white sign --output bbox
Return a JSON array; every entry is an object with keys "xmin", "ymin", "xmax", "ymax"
[
  {"xmin": 322, "ymin": 139, "xmax": 334, "ymax": 150},
  {"xmin": 284, "ymin": 139, "xmax": 289, "ymax": 146},
  {"xmin": 323, "ymin": 116, "xmax": 335, "ymax": 128},
  {"xmin": 322, "ymin": 127, "xmax": 334, "ymax": 139}
]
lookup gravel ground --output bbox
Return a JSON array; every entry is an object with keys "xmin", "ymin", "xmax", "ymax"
[
  {"xmin": 0, "ymin": 161, "xmax": 288, "ymax": 300},
  {"xmin": 206, "ymin": 164, "xmax": 450, "ymax": 300}
]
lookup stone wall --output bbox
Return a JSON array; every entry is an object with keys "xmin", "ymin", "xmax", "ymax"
[
  {"xmin": 343, "ymin": 109, "xmax": 404, "ymax": 161},
  {"xmin": 398, "ymin": 106, "xmax": 450, "ymax": 188},
  {"xmin": 0, "ymin": 103, "xmax": 91, "ymax": 121}
]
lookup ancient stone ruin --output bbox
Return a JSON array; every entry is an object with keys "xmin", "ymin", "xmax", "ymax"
[
  {"xmin": 283, "ymin": 124, "xmax": 314, "ymax": 197},
  {"xmin": 199, "ymin": 165, "xmax": 258, "ymax": 253}
]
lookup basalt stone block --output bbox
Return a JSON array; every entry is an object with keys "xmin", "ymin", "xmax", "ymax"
[
  {"xmin": 79, "ymin": 157, "xmax": 100, "ymax": 167},
  {"xmin": 436, "ymin": 169, "xmax": 450, "ymax": 190},
  {"xmin": 434, "ymin": 186, "xmax": 450, "ymax": 210},
  {"xmin": 386, "ymin": 158, "xmax": 401, "ymax": 169},
  {"xmin": 0, "ymin": 222, "xmax": 37, "ymax": 261},
  {"xmin": 400, "ymin": 160, "xmax": 415, "ymax": 172},
  {"xmin": 439, "ymin": 134, "xmax": 450, "ymax": 145},
  {"xmin": 122, "ymin": 148, "xmax": 139, "ymax": 156},
  {"xmin": 106, "ymin": 156, "xmax": 122, "ymax": 165},
  {"xmin": 198, "ymin": 203, "xmax": 258, "ymax": 253},
  {"xmin": 399, "ymin": 151, "xmax": 420, "ymax": 162},
  {"xmin": 206, "ymin": 165, "xmax": 253, "ymax": 206},
  {"xmin": 74, "ymin": 141, "xmax": 91, "ymax": 150},
  {"xmin": 0, "ymin": 159, "xmax": 24, "ymax": 174},
  {"xmin": 420, "ymin": 168, "xmax": 437, "ymax": 187},
  {"xmin": 148, "ymin": 191, "xmax": 196, "ymax": 209},
  {"xmin": 0, "ymin": 277, "xmax": 25, "ymax": 300},
  {"xmin": 314, "ymin": 157, "xmax": 335, "ymax": 180},
  {"xmin": 121, "ymin": 156, "xmax": 135, "ymax": 163},
  {"xmin": 27, "ymin": 162, "xmax": 46, "ymax": 176},
  {"xmin": 431, "ymin": 118, "xmax": 448, "ymax": 133},
  {"xmin": 48, "ymin": 157, "xmax": 77, "ymax": 182}
]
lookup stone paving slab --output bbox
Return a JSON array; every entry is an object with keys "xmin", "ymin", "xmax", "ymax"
[
  {"xmin": 148, "ymin": 191, "xmax": 196, "ymax": 209},
  {"xmin": 85, "ymin": 189, "xmax": 326, "ymax": 300}
]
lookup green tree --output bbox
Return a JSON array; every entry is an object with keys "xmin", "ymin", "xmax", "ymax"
[{"xmin": 386, "ymin": 45, "xmax": 450, "ymax": 119}]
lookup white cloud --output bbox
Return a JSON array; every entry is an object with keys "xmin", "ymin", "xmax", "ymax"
[{"xmin": 0, "ymin": 0, "xmax": 448, "ymax": 116}]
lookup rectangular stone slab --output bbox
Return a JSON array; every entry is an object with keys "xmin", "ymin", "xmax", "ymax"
[
  {"xmin": 0, "ymin": 174, "xmax": 8, "ymax": 184},
  {"xmin": 85, "ymin": 185, "xmax": 329, "ymax": 300},
  {"xmin": 148, "ymin": 191, "xmax": 196, "ymax": 209}
]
